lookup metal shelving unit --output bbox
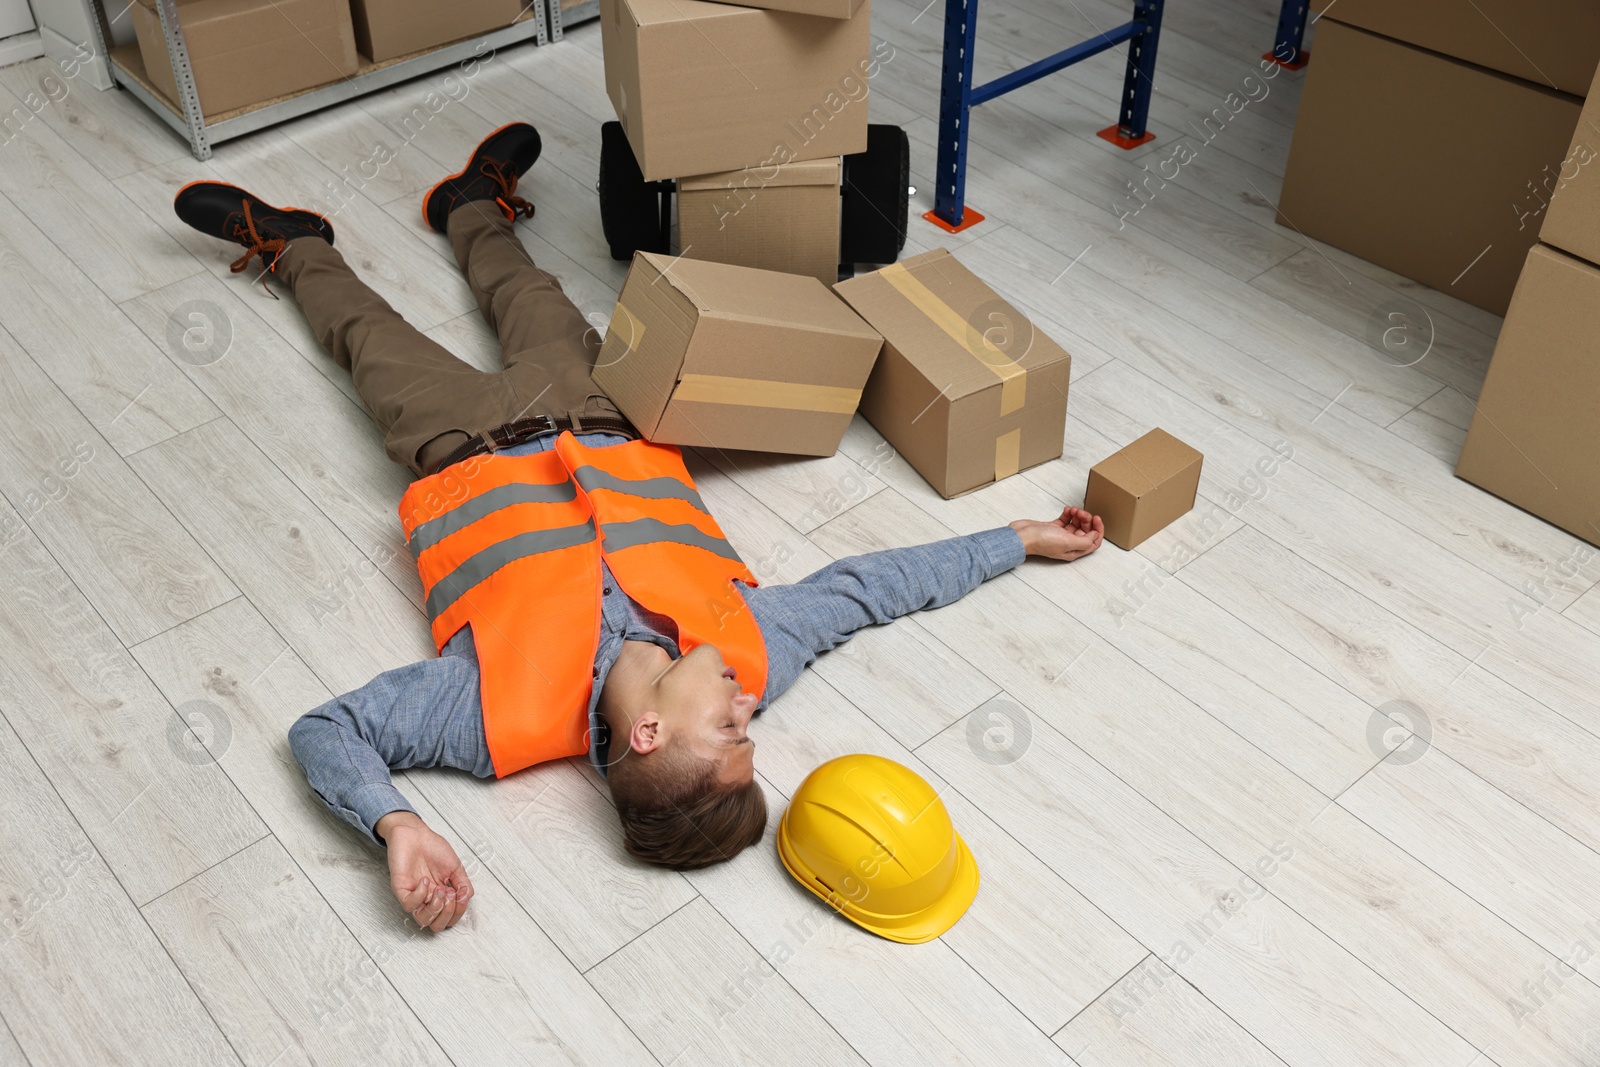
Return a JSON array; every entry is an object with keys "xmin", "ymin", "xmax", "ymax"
[
  {"xmin": 1267, "ymin": 0, "xmax": 1310, "ymax": 69},
  {"xmin": 545, "ymin": 0, "xmax": 599, "ymax": 41},
  {"xmin": 929, "ymin": 0, "xmax": 1165, "ymax": 232},
  {"xmin": 97, "ymin": 0, "xmax": 548, "ymax": 161}
]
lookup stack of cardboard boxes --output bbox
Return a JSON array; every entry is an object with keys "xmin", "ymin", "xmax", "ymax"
[
  {"xmin": 1455, "ymin": 68, "xmax": 1600, "ymax": 547},
  {"xmin": 1278, "ymin": 1, "xmax": 1600, "ymax": 314},
  {"xmin": 598, "ymin": 0, "xmax": 876, "ymax": 281},
  {"xmin": 131, "ymin": 0, "xmax": 525, "ymax": 117},
  {"xmin": 593, "ymin": 0, "xmax": 1079, "ymax": 497}
]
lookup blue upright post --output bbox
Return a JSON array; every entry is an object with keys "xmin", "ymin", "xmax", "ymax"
[
  {"xmin": 1266, "ymin": 0, "xmax": 1310, "ymax": 69},
  {"xmin": 1096, "ymin": 0, "xmax": 1163, "ymax": 148},
  {"xmin": 930, "ymin": 0, "xmax": 983, "ymax": 232},
  {"xmin": 925, "ymin": 0, "xmax": 1166, "ymax": 231}
]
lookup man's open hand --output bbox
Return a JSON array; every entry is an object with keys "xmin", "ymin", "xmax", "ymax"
[
  {"xmin": 1011, "ymin": 507, "xmax": 1105, "ymax": 561},
  {"xmin": 376, "ymin": 811, "xmax": 474, "ymax": 931}
]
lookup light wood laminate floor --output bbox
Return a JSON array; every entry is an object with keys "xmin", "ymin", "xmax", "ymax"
[{"xmin": 2, "ymin": 2, "xmax": 1597, "ymax": 1064}]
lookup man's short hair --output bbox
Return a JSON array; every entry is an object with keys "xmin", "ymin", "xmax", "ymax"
[{"xmin": 607, "ymin": 737, "xmax": 767, "ymax": 870}]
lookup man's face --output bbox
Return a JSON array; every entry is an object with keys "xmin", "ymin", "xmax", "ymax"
[{"xmin": 647, "ymin": 642, "xmax": 758, "ymax": 786}]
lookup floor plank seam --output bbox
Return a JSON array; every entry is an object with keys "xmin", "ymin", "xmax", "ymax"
[
  {"xmin": 919, "ymin": 703, "xmax": 1474, "ymax": 1065},
  {"xmin": 132, "ymin": 830, "xmax": 275, "ymax": 911},
  {"xmin": 0, "ymin": 706, "xmax": 250, "ymax": 1066}
]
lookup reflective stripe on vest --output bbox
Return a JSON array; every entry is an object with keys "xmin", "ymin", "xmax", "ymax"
[
  {"xmin": 396, "ymin": 434, "xmax": 767, "ymax": 777},
  {"xmin": 571, "ymin": 464, "xmax": 711, "ymax": 513},
  {"xmin": 423, "ymin": 519, "xmax": 597, "ymax": 622},
  {"xmin": 408, "ymin": 480, "xmax": 578, "ymax": 557},
  {"xmin": 600, "ymin": 516, "xmax": 743, "ymax": 561}
]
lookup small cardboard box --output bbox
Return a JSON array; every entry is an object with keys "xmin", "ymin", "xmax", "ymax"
[
  {"xmin": 1277, "ymin": 19, "xmax": 1582, "ymax": 315},
  {"xmin": 1084, "ymin": 429, "xmax": 1204, "ymax": 550},
  {"xmin": 132, "ymin": 0, "xmax": 357, "ymax": 117},
  {"xmin": 832, "ymin": 249, "xmax": 1072, "ymax": 499},
  {"xmin": 592, "ymin": 252, "xmax": 883, "ymax": 456},
  {"xmin": 678, "ymin": 158, "xmax": 842, "ymax": 285},
  {"xmin": 1309, "ymin": 0, "xmax": 1600, "ymax": 97},
  {"xmin": 349, "ymin": 0, "xmax": 523, "ymax": 62},
  {"xmin": 1455, "ymin": 243, "xmax": 1600, "ymax": 547},
  {"xmin": 1540, "ymin": 62, "xmax": 1600, "ymax": 267},
  {"xmin": 600, "ymin": 0, "xmax": 871, "ymax": 181}
]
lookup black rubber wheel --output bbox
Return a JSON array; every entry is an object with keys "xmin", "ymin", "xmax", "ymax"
[
  {"xmin": 840, "ymin": 124, "xmax": 910, "ymax": 265},
  {"xmin": 598, "ymin": 121, "xmax": 671, "ymax": 261}
]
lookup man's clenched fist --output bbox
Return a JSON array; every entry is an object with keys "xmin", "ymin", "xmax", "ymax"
[
  {"xmin": 1010, "ymin": 506, "xmax": 1105, "ymax": 562},
  {"xmin": 375, "ymin": 811, "xmax": 474, "ymax": 931}
]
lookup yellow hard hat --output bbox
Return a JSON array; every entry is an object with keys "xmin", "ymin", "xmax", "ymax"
[{"xmin": 776, "ymin": 754, "xmax": 979, "ymax": 944}]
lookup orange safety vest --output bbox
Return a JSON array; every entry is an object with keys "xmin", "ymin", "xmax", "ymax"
[{"xmin": 397, "ymin": 432, "xmax": 767, "ymax": 776}]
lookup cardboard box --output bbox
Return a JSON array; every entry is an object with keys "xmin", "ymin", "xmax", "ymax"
[
  {"xmin": 132, "ymin": 0, "xmax": 357, "ymax": 117},
  {"xmin": 600, "ymin": 0, "xmax": 871, "ymax": 180},
  {"xmin": 1455, "ymin": 244, "xmax": 1600, "ymax": 547},
  {"xmin": 1278, "ymin": 20, "xmax": 1582, "ymax": 315},
  {"xmin": 1083, "ymin": 429, "xmax": 1203, "ymax": 551},
  {"xmin": 1308, "ymin": 0, "xmax": 1600, "ymax": 98},
  {"xmin": 1540, "ymin": 62, "xmax": 1600, "ymax": 266},
  {"xmin": 833, "ymin": 249, "xmax": 1072, "ymax": 499},
  {"xmin": 678, "ymin": 158, "xmax": 842, "ymax": 285},
  {"xmin": 592, "ymin": 252, "xmax": 883, "ymax": 455},
  {"xmin": 349, "ymin": 0, "xmax": 522, "ymax": 62}
]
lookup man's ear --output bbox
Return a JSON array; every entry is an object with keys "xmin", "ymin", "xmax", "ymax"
[{"xmin": 628, "ymin": 710, "xmax": 664, "ymax": 755}]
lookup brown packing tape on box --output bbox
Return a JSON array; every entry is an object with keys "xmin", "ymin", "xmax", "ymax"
[
  {"xmin": 593, "ymin": 252, "xmax": 883, "ymax": 456},
  {"xmin": 994, "ymin": 428, "xmax": 1022, "ymax": 481},
  {"xmin": 875, "ymin": 261, "xmax": 1027, "ymax": 482},
  {"xmin": 608, "ymin": 302, "xmax": 646, "ymax": 354},
  {"xmin": 836, "ymin": 248, "xmax": 1071, "ymax": 498},
  {"xmin": 602, "ymin": 295, "xmax": 869, "ymax": 419},
  {"xmin": 672, "ymin": 375, "xmax": 861, "ymax": 413},
  {"xmin": 875, "ymin": 261, "xmax": 1028, "ymax": 416}
]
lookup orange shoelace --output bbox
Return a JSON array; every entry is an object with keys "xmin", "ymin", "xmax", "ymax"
[
  {"xmin": 482, "ymin": 158, "xmax": 536, "ymax": 222},
  {"xmin": 227, "ymin": 199, "xmax": 287, "ymax": 285}
]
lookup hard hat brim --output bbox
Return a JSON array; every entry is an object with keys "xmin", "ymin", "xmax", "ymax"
[{"xmin": 777, "ymin": 819, "xmax": 981, "ymax": 945}]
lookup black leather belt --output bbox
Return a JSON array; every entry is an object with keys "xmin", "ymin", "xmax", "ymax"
[{"xmin": 428, "ymin": 413, "xmax": 639, "ymax": 475}]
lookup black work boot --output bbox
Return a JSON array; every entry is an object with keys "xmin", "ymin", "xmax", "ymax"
[
  {"xmin": 173, "ymin": 181, "xmax": 334, "ymax": 280},
  {"xmin": 422, "ymin": 121, "xmax": 543, "ymax": 234}
]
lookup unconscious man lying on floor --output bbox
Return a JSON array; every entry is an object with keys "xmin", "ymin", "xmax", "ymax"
[{"xmin": 171, "ymin": 121, "xmax": 1104, "ymax": 932}]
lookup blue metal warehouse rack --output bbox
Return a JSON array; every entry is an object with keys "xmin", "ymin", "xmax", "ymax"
[
  {"xmin": 929, "ymin": 0, "xmax": 1166, "ymax": 232},
  {"xmin": 1267, "ymin": 0, "xmax": 1311, "ymax": 69},
  {"xmin": 927, "ymin": 0, "xmax": 1312, "ymax": 233}
]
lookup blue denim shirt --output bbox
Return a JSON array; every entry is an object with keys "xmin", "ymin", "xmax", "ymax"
[{"xmin": 288, "ymin": 432, "xmax": 1026, "ymax": 843}]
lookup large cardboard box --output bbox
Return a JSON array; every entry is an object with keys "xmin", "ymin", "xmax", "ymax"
[
  {"xmin": 132, "ymin": 0, "xmax": 357, "ymax": 117},
  {"xmin": 678, "ymin": 158, "xmax": 842, "ymax": 285},
  {"xmin": 1278, "ymin": 20, "xmax": 1582, "ymax": 315},
  {"xmin": 592, "ymin": 252, "xmax": 883, "ymax": 455},
  {"xmin": 349, "ymin": 0, "xmax": 522, "ymax": 62},
  {"xmin": 600, "ymin": 0, "xmax": 871, "ymax": 180},
  {"xmin": 1540, "ymin": 62, "xmax": 1600, "ymax": 266},
  {"xmin": 1309, "ymin": 0, "xmax": 1600, "ymax": 98},
  {"xmin": 1083, "ymin": 429, "xmax": 1203, "ymax": 550},
  {"xmin": 1455, "ymin": 244, "xmax": 1600, "ymax": 547},
  {"xmin": 833, "ymin": 249, "xmax": 1072, "ymax": 499},
  {"xmin": 722, "ymin": 0, "xmax": 865, "ymax": 17}
]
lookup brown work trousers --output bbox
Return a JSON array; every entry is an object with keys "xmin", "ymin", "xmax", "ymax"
[{"xmin": 276, "ymin": 202, "xmax": 622, "ymax": 476}]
